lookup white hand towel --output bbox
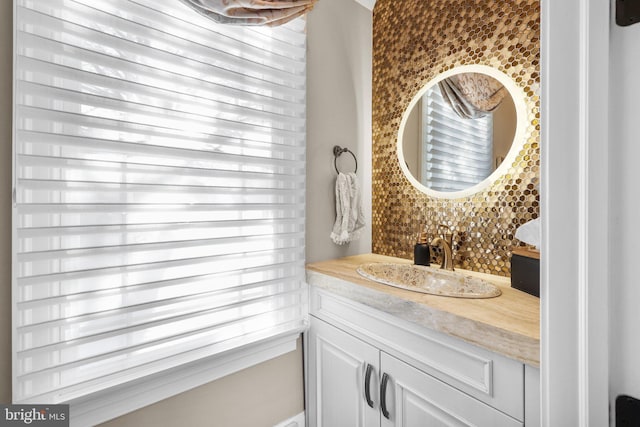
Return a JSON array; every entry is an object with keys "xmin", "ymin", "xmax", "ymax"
[
  {"xmin": 515, "ymin": 218, "xmax": 541, "ymax": 249},
  {"xmin": 330, "ymin": 172, "xmax": 365, "ymax": 245}
]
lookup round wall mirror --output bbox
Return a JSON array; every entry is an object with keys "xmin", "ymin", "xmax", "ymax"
[{"xmin": 397, "ymin": 65, "xmax": 528, "ymax": 199}]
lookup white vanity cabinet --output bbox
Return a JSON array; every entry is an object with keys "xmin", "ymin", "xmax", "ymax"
[{"xmin": 307, "ymin": 287, "xmax": 540, "ymax": 427}]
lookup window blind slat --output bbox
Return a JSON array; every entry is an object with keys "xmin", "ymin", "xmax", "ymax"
[
  {"xmin": 18, "ymin": 130, "xmax": 305, "ymax": 171},
  {"xmin": 19, "ymin": 57, "xmax": 306, "ymax": 128},
  {"xmin": 17, "ymin": 204, "xmax": 304, "ymax": 228},
  {"xmin": 18, "ymin": 156, "xmax": 305, "ymax": 191},
  {"xmin": 427, "ymin": 112, "xmax": 492, "ymax": 135},
  {"xmin": 17, "ymin": 180, "xmax": 304, "ymax": 206},
  {"xmin": 18, "ymin": 105, "xmax": 305, "ymax": 150},
  {"xmin": 425, "ymin": 150, "xmax": 492, "ymax": 168},
  {"xmin": 18, "ymin": 261, "xmax": 299, "ymax": 302},
  {"xmin": 426, "ymin": 145, "xmax": 491, "ymax": 161},
  {"xmin": 425, "ymin": 126, "xmax": 492, "ymax": 148},
  {"xmin": 424, "ymin": 160, "xmax": 492, "ymax": 177},
  {"xmin": 18, "ymin": 83, "xmax": 304, "ymax": 141},
  {"xmin": 18, "ymin": 233, "xmax": 304, "ymax": 277},
  {"xmin": 14, "ymin": 0, "xmax": 307, "ymax": 404},
  {"xmin": 18, "ymin": 291, "xmax": 304, "ymax": 365},
  {"xmin": 19, "ymin": 219, "xmax": 304, "ymax": 252},
  {"xmin": 17, "ymin": 35, "xmax": 305, "ymax": 114},
  {"xmin": 18, "ymin": 275, "xmax": 301, "ymax": 329},
  {"xmin": 17, "ymin": 250, "xmax": 304, "ymax": 300}
]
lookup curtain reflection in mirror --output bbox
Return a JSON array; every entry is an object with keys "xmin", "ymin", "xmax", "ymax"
[{"xmin": 438, "ymin": 73, "xmax": 507, "ymax": 119}]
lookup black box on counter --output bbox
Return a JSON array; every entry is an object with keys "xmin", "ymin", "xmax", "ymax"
[{"xmin": 511, "ymin": 248, "xmax": 540, "ymax": 297}]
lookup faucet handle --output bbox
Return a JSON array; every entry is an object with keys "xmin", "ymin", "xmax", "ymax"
[
  {"xmin": 437, "ymin": 224, "xmax": 454, "ymax": 247},
  {"xmin": 437, "ymin": 223, "xmax": 452, "ymax": 237}
]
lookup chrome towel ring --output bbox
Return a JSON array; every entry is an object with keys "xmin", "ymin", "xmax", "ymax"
[{"xmin": 333, "ymin": 145, "xmax": 358, "ymax": 174}]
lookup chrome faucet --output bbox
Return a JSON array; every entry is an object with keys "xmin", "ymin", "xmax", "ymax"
[{"xmin": 430, "ymin": 224, "xmax": 454, "ymax": 271}]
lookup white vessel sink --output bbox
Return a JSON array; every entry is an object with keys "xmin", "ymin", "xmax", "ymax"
[{"xmin": 356, "ymin": 263, "xmax": 502, "ymax": 299}]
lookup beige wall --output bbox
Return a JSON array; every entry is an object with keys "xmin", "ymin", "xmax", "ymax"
[
  {"xmin": 492, "ymin": 94, "xmax": 517, "ymax": 169},
  {"xmin": 401, "ymin": 102, "xmax": 421, "ymax": 180},
  {"xmin": 2, "ymin": 2, "xmax": 305, "ymax": 425},
  {"xmin": 100, "ymin": 341, "xmax": 303, "ymax": 427},
  {"xmin": 306, "ymin": 0, "xmax": 373, "ymax": 263},
  {"xmin": 1, "ymin": 0, "xmax": 13, "ymax": 406}
]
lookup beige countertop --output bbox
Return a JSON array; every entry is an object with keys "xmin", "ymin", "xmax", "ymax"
[{"xmin": 306, "ymin": 253, "xmax": 540, "ymax": 367}]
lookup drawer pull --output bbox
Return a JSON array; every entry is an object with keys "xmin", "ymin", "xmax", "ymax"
[
  {"xmin": 364, "ymin": 363, "xmax": 374, "ymax": 408},
  {"xmin": 380, "ymin": 372, "xmax": 390, "ymax": 419}
]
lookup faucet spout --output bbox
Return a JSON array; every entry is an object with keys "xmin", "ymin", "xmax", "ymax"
[{"xmin": 430, "ymin": 236, "xmax": 455, "ymax": 271}]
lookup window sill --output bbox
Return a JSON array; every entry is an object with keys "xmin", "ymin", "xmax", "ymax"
[{"xmin": 67, "ymin": 331, "xmax": 303, "ymax": 427}]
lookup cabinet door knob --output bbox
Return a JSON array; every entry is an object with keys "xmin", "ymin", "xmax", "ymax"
[
  {"xmin": 380, "ymin": 372, "xmax": 390, "ymax": 419},
  {"xmin": 364, "ymin": 363, "xmax": 374, "ymax": 408}
]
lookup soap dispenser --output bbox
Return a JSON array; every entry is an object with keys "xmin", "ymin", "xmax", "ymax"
[{"xmin": 414, "ymin": 230, "xmax": 431, "ymax": 266}]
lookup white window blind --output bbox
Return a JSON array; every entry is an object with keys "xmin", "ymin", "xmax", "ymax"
[
  {"xmin": 13, "ymin": 0, "xmax": 307, "ymax": 404},
  {"xmin": 421, "ymin": 85, "xmax": 493, "ymax": 192}
]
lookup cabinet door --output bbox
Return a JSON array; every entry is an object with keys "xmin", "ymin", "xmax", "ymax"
[
  {"xmin": 308, "ymin": 317, "xmax": 380, "ymax": 427},
  {"xmin": 379, "ymin": 353, "xmax": 523, "ymax": 427}
]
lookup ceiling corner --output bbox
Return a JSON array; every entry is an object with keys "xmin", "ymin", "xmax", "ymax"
[{"xmin": 353, "ymin": 0, "xmax": 375, "ymax": 11}]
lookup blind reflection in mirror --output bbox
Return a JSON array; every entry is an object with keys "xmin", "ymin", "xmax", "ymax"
[{"xmin": 401, "ymin": 74, "xmax": 517, "ymax": 193}]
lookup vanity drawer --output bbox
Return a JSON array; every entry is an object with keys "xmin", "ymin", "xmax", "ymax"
[{"xmin": 310, "ymin": 287, "xmax": 525, "ymax": 421}]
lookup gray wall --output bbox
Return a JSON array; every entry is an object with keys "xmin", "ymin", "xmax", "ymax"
[
  {"xmin": 306, "ymin": 0, "xmax": 373, "ymax": 263},
  {"xmin": 609, "ymin": 3, "xmax": 640, "ymax": 415}
]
